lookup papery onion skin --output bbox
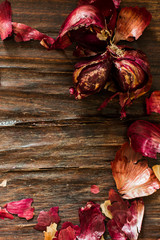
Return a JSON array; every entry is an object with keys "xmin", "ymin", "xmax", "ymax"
[
  {"xmin": 12, "ymin": 22, "xmax": 55, "ymax": 49},
  {"xmin": 146, "ymin": 91, "xmax": 160, "ymax": 115},
  {"xmin": 91, "ymin": 185, "xmax": 100, "ymax": 194},
  {"xmin": 0, "ymin": 1, "xmax": 55, "ymax": 49},
  {"xmin": 128, "ymin": 120, "xmax": 160, "ymax": 159},
  {"xmin": 0, "ymin": 208, "xmax": 14, "ymax": 220},
  {"xmin": 71, "ymin": 51, "xmax": 112, "ymax": 99},
  {"xmin": 109, "ymin": 46, "xmax": 151, "ymax": 92},
  {"xmin": 53, "ymin": 5, "xmax": 106, "ymax": 50},
  {"xmin": 4, "ymin": 198, "xmax": 34, "ymax": 220},
  {"xmin": 54, "ymin": 222, "xmax": 80, "ymax": 240},
  {"xmin": 107, "ymin": 189, "xmax": 144, "ymax": 240},
  {"xmin": 78, "ymin": 0, "xmax": 119, "ymax": 33},
  {"xmin": 34, "ymin": 207, "xmax": 60, "ymax": 231},
  {"xmin": 107, "ymin": 45, "xmax": 152, "ymax": 118},
  {"xmin": 44, "ymin": 223, "xmax": 57, "ymax": 240},
  {"xmin": 77, "ymin": 202, "xmax": 105, "ymax": 240},
  {"xmin": 152, "ymin": 165, "xmax": 160, "ymax": 181},
  {"xmin": 0, "ymin": 0, "xmax": 12, "ymax": 40},
  {"xmin": 100, "ymin": 200, "xmax": 112, "ymax": 219},
  {"xmin": 111, "ymin": 142, "xmax": 160, "ymax": 199},
  {"xmin": 114, "ymin": 6, "xmax": 152, "ymax": 43}
]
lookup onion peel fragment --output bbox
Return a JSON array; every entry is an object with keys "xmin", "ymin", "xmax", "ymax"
[
  {"xmin": 91, "ymin": 185, "xmax": 100, "ymax": 194},
  {"xmin": 44, "ymin": 223, "xmax": 57, "ymax": 240},
  {"xmin": 107, "ymin": 189, "xmax": 144, "ymax": 240},
  {"xmin": 34, "ymin": 207, "xmax": 60, "ymax": 231},
  {"xmin": 114, "ymin": 7, "xmax": 152, "ymax": 43},
  {"xmin": 77, "ymin": 201, "xmax": 105, "ymax": 240},
  {"xmin": 12, "ymin": 22, "xmax": 55, "ymax": 49},
  {"xmin": 53, "ymin": 5, "xmax": 106, "ymax": 50},
  {"xmin": 146, "ymin": 91, "xmax": 160, "ymax": 115},
  {"xmin": 55, "ymin": 222, "xmax": 80, "ymax": 240},
  {"xmin": 4, "ymin": 198, "xmax": 34, "ymax": 220},
  {"xmin": 0, "ymin": 0, "xmax": 12, "ymax": 40},
  {"xmin": 100, "ymin": 200, "xmax": 112, "ymax": 219},
  {"xmin": 71, "ymin": 50, "xmax": 112, "ymax": 99},
  {"xmin": 0, "ymin": 207, "xmax": 14, "ymax": 220},
  {"xmin": 152, "ymin": 165, "xmax": 160, "ymax": 181},
  {"xmin": 111, "ymin": 142, "xmax": 160, "ymax": 199},
  {"xmin": 128, "ymin": 120, "xmax": 160, "ymax": 159}
]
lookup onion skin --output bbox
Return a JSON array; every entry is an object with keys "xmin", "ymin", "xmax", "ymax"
[
  {"xmin": 0, "ymin": 0, "xmax": 12, "ymax": 40},
  {"xmin": 127, "ymin": 120, "xmax": 160, "ymax": 159},
  {"xmin": 71, "ymin": 51, "xmax": 112, "ymax": 99},
  {"xmin": 107, "ymin": 189, "xmax": 144, "ymax": 240},
  {"xmin": 111, "ymin": 142, "xmax": 160, "ymax": 199},
  {"xmin": 114, "ymin": 6, "xmax": 152, "ymax": 43},
  {"xmin": 146, "ymin": 91, "xmax": 160, "ymax": 115},
  {"xmin": 77, "ymin": 202, "xmax": 105, "ymax": 240},
  {"xmin": 53, "ymin": 5, "xmax": 106, "ymax": 50},
  {"xmin": 107, "ymin": 45, "xmax": 152, "ymax": 118}
]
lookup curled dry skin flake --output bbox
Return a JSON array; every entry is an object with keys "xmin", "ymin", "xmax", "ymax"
[
  {"xmin": 152, "ymin": 165, "xmax": 160, "ymax": 181},
  {"xmin": 34, "ymin": 207, "xmax": 60, "ymax": 231},
  {"xmin": 53, "ymin": 5, "xmax": 106, "ymax": 50},
  {"xmin": 70, "ymin": 51, "xmax": 112, "ymax": 99},
  {"xmin": 0, "ymin": 0, "xmax": 55, "ymax": 48},
  {"xmin": 111, "ymin": 46, "xmax": 152, "ymax": 118},
  {"xmin": 78, "ymin": 0, "xmax": 119, "ymax": 33},
  {"xmin": 114, "ymin": 7, "xmax": 152, "ymax": 43},
  {"xmin": 54, "ymin": 0, "xmax": 119, "ymax": 52},
  {"xmin": 0, "ymin": 0, "xmax": 12, "ymax": 40},
  {"xmin": 107, "ymin": 189, "xmax": 144, "ymax": 240},
  {"xmin": 100, "ymin": 200, "xmax": 112, "ymax": 219},
  {"xmin": 0, "ymin": 208, "xmax": 14, "ymax": 220},
  {"xmin": 91, "ymin": 185, "xmax": 100, "ymax": 194},
  {"xmin": 55, "ymin": 222, "xmax": 80, "ymax": 240},
  {"xmin": 146, "ymin": 91, "xmax": 160, "ymax": 115},
  {"xmin": 111, "ymin": 142, "xmax": 160, "ymax": 199},
  {"xmin": 77, "ymin": 202, "xmax": 105, "ymax": 240},
  {"xmin": 4, "ymin": 198, "xmax": 34, "ymax": 220},
  {"xmin": 12, "ymin": 22, "xmax": 55, "ymax": 49},
  {"xmin": 128, "ymin": 120, "xmax": 160, "ymax": 159},
  {"xmin": 44, "ymin": 223, "xmax": 57, "ymax": 240},
  {"xmin": 99, "ymin": 45, "xmax": 152, "ymax": 118}
]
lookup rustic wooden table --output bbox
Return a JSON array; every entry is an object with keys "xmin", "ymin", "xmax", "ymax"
[{"xmin": 0, "ymin": 0, "xmax": 159, "ymax": 239}]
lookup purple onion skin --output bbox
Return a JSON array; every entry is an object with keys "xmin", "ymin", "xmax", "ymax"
[
  {"xmin": 72, "ymin": 51, "xmax": 112, "ymax": 99},
  {"xmin": 109, "ymin": 46, "xmax": 150, "ymax": 93},
  {"xmin": 127, "ymin": 120, "xmax": 160, "ymax": 159},
  {"xmin": 54, "ymin": 5, "xmax": 106, "ymax": 50}
]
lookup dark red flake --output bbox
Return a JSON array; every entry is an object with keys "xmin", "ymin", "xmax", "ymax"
[
  {"xmin": 128, "ymin": 120, "xmax": 160, "ymax": 159},
  {"xmin": 107, "ymin": 189, "xmax": 144, "ymax": 240},
  {"xmin": 0, "ymin": 207, "xmax": 14, "ymax": 220},
  {"xmin": 12, "ymin": 22, "xmax": 55, "ymax": 49},
  {"xmin": 0, "ymin": 0, "xmax": 12, "ymax": 40},
  {"xmin": 55, "ymin": 222, "xmax": 80, "ymax": 240},
  {"xmin": 77, "ymin": 202, "xmax": 105, "ymax": 240},
  {"xmin": 91, "ymin": 185, "xmax": 100, "ymax": 194},
  {"xmin": 4, "ymin": 198, "xmax": 34, "ymax": 220},
  {"xmin": 34, "ymin": 207, "xmax": 60, "ymax": 231}
]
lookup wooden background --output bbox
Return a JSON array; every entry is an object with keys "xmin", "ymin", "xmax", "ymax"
[{"xmin": 0, "ymin": 0, "xmax": 159, "ymax": 239}]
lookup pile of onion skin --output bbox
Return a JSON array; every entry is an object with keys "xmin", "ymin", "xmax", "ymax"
[
  {"xmin": 0, "ymin": 0, "xmax": 153, "ymax": 118},
  {"xmin": 0, "ymin": 0, "xmax": 160, "ymax": 239}
]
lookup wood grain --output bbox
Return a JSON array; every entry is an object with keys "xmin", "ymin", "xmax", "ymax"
[{"xmin": 0, "ymin": 0, "xmax": 159, "ymax": 239}]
